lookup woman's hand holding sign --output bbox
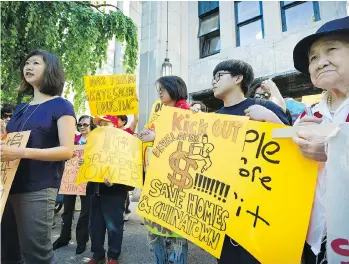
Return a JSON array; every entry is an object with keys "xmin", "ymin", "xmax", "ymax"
[
  {"xmin": 293, "ymin": 116, "xmax": 327, "ymax": 162},
  {"xmin": 139, "ymin": 128, "xmax": 156, "ymax": 142}
]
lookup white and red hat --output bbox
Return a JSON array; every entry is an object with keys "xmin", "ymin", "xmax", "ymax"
[{"xmin": 93, "ymin": 115, "xmax": 119, "ymax": 127}]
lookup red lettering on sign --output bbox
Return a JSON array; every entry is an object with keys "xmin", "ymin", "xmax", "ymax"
[{"xmin": 331, "ymin": 238, "xmax": 349, "ymax": 257}]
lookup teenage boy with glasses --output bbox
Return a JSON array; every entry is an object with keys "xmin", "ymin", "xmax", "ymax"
[{"xmin": 212, "ymin": 60, "xmax": 290, "ymax": 264}]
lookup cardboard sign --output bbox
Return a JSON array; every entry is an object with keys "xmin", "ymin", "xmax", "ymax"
[
  {"xmin": 325, "ymin": 123, "xmax": 349, "ymax": 263},
  {"xmin": 59, "ymin": 145, "xmax": 87, "ymax": 195},
  {"xmin": 137, "ymin": 107, "xmax": 249, "ymax": 258},
  {"xmin": 144, "ymin": 218, "xmax": 181, "ymax": 238},
  {"xmin": 0, "ymin": 131, "xmax": 31, "ymax": 221},
  {"xmin": 84, "ymin": 74, "xmax": 138, "ymax": 116},
  {"xmin": 226, "ymin": 121, "xmax": 318, "ymax": 264},
  {"xmin": 76, "ymin": 127, "xmax": 143, "ymax": 188},
  {"xmin": 301, "ymin": 94, "xmax": 323, "ymax": 105},
  {"xmin": 145, "ymin": 99, "xmax": 164, "ymax": 129}
]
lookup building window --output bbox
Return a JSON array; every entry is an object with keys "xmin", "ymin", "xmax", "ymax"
[
  {"xmin": 235, "ymin": 1, "xmax": 264, "ymax": 47},
  {"xmin": 281, "ymin": 1, "xmax": 320, "ymax": 32},
  {"xmin": 198, "ymin": 1, "xmax": 220, "ymax": 58}
]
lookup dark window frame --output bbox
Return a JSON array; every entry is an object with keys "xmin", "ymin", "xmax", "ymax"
[
  {"xmin": 280, "ymin": 1, "xmax": 321, "ymax": 32},
  {"xmin": 198, "ymin": 2, "xmax": 220, "ymax": 59},
  {"xmin": 235, "ymin": 1, "xmax": 264, "ymax": 47}
]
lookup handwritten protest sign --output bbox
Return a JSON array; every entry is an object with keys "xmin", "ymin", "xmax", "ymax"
[
  {"xmin": 84, "ymin": 74, "xmax": 138, "ymax": 116},
  {"xmin": 1, "ymin": 131, "xmax": 31, "ymax": 221},
  {"xmin": 143, "ymin": 145, "xmax": 181, "ymax": 237},
  {"xmin": 325, "ymin": 123, "xmax": 349, "ymax": 263},
  {"xmin": 145, "ymin": 99, "xmax": 163, "ymax": 129},
  {"xmin": 137, "ymin": 107, "xmax": 249, "ymax": 258},
  {"xmin": 144, "ymin": 218, "xmax": 181, "ymax": 238},
  {"xmin": 59, "ymin": 145, "xmax": 87, "ymax": 195},
  {"xmin": 226, "ymin": 121, "xmax": 318, "ymax": 264},
  {"xmin": 76, "ymin": 127, "xmax": 143, "ymax": 188}
]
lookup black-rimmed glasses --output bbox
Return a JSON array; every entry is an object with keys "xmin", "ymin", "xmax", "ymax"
[{"xmin": 212, "ymin": 72, "xmax": 231, "ymax": 83}]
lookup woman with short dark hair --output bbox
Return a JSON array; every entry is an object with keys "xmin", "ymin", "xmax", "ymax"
[
  {"xmin": 1, "ymin": 49, "xmax": 76, "ymax": 264},
  {"xmin": 139, "ymin": 75, "xmax": 191, "ymax": 264}
]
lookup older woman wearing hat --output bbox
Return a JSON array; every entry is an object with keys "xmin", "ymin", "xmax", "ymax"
[
  {"xmin": 87, "ymin": 115, "xmax": 134, "ymax": 264},
  {"xmin": 292, "ymin": 16, "xmax": 349, "ymax": 264}
]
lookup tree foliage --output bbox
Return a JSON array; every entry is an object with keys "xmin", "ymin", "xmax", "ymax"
[{"xmin": 1, "ymin": 1, "xmax": 138, "ymax": 113}]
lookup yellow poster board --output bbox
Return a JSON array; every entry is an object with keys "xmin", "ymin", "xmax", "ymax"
[
  {"xmin": 76, "ymin": 127, "xmax": 143, "ymax": 188},
  {"xmin": 84, "ymin": 74, "xmax": 138, "ymax": 116},
  {"xmin": 137, "ymin": 107, "xmax": 249, "ymax": 258},
  {"xmin": 226, "ymin": 121, "xmax": 318, "ymax": 264},
  {"xmin": 1, "ymin": 131, "xmax": 31, "ymax": 222},
  {"xmin": 145, "ymin": 99, "xmax": 163, "ymax": 129},
  {"xmin": 301, "ymin": 93, "xmax": 323, "ymax": 105}
]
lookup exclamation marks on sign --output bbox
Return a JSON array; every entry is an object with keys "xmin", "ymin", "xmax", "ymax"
[{"xmin": 193, "ymin": 173, "xmax": 231, "ymax": 203}]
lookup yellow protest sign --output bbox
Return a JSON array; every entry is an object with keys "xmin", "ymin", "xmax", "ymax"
[
  {"xmin": 1, "ymin": 131, "xmax": 31, "ymax": 222},
  {"xmin": 59, "ymin": 146, "xmax": 87, "ymax": 196},
  {"xmin": 76, "ymin": 127, "xmax": 143, "ymax": 188},
  {"xmin": 84, "ymin": 74, "xmax": 138, "ymax": 116},
  {"xmin": 145, "ymin": 99, "xmax": 164, "ymax": 129},
  {"xmin": 301, "ymin": 93, "xmax": 323, "ymax": 105},
  {"xmin": 137, "ymin": 107, "xmax": 249, "ymax": 258},
  {"xmin": 226, "ymin": 121, "xmax": 318, "ymax": 264},
  {"xmin": 143, "ymin": 99, "xmax": 164, "ymax": 171}
]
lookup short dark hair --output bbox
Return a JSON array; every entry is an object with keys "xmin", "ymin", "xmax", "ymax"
[
  {"xmin": 117, "ymin": 115, "xmax": 128, "ymax": 126},
  {"xmin": 78, "ymin": 115, "xmax": 97, "ymax": 131},
  {"xmin": 247, "ymin": 77, "xmax": 269, "ymax": 98},
  {"xmin": 213, "ymin": 60, "xmax": 254, "ymax": 95},
  {"xmin": 18, "ymin": 49, "xmax": 65, "ymax": 96},
  {"xmin": 1, "ymin": 104, "xmax": 15, "ymax": 118},
  {"xmin": 190, "ymin": 101, "xmax": 207, "ymax": 112},
  {"xmin": 155, "ymin": 76, "xmax": 188, "ymax": 102}
]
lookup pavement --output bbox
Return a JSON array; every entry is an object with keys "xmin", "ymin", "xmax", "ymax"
[{"xmin": 53, "ymin": 201, "xmax": 217, "ymax": 264}]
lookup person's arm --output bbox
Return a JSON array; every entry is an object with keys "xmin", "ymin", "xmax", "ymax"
[
  {"xmin": 261, "ymin": 79, "xmax": 287, "ymax": 113},
  {"xmin": 0, "ymin": 119, "xmax": 6, "ymax": 139},
  {"xmin": 245, "ymin": 105, "xmax": 285, "ymax": 125},
  {"xmin": 129, "ymin": 114, "xmax": 139, "ymax": 133},
  {"xmin": 1, "ymin": 115, "xmax": 75, "ymax": 162}
]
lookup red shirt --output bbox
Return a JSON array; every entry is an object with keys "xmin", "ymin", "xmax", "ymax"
[
  {"xmin": 174, "ymin": 99, "xmax": 191, "ymax": 110},
  {"xmin": 299, "ymin": 103, "xmax": 349, "ymax": 122},
  {"xmin": 124, "ymin": 127, "xmax": 134, "ymax": 135}
]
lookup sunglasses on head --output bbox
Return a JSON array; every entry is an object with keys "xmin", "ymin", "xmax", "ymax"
[
  {"xmin": 3, "ymin": 114, "xmax": 12, "ymax": 119},
  {"xmin": 77, "ymin": 123, "xmax": 90, "ymax": 128},
  {"xmin": 254, "ymin": 92, "xmax": 271, "ymax": 100}
]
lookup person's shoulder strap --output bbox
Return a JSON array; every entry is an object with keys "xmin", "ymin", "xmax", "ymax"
[{"xmin": 285, "ymin": 109, "xmax": 294, "ymax": 125}]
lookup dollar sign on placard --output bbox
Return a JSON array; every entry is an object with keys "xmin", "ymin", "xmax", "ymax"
[{"xmin": 168, "ymin": 141, "xmax": 198, "ymax": 189}]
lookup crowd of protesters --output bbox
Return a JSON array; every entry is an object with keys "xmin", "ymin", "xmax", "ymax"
[{"xmin": 1, "ymin": 16, "xmax": 348, "ymax": 264}]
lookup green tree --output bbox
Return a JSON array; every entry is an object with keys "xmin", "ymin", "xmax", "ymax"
[{"xmin": 1, "ymin": 1, "xmax": 138, "ymax": 114}]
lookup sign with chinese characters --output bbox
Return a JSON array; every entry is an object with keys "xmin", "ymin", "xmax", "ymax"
[
  {"xmin": 76, "ymin": 127, "xmax": 143, "ymax": 188},
  {"xmin": 59, "ymin": 145, "xmax": 87, "ymax": 195},
  {"xmin": 0, "ymin": 131, "xmax": 31, "ymax": 222}
]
